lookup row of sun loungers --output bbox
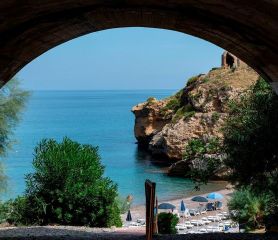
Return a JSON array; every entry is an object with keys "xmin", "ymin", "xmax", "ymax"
[
  {"xmin": 175, "ymin": 211, "xmax": 238, "ymax": 234},
  {"xmin": 176, "ymin": 202, "xmax": 224, "ymax": 218}
]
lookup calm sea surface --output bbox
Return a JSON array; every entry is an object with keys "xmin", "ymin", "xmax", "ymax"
[{"xmin": 3, "ymin": 90, "xmax": 225, "ymax": 204}]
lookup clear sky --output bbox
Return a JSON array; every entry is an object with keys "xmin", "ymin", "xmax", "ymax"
[{"xmin": 18, "ymin": 27, "xmax": 223, "ymax": 90}]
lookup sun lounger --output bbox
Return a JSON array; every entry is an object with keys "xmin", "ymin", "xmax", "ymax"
[
  {"xmin": 197, "ymin": 205, "xmax": 207, "ymax": 214},
  {"xmin": 201, "ymin": 217, "xmax": 211, "ymax": 224},
  {"xmin": 136, "ymin": 219, "xmax": 145, "ymax": 225},
  {"xmin": 176, "ymin": 224, "xmax": 187, "ymax": 230},
  {"xmin": 129, "ymin": 221, "xmax": 141, "ymax": 226},
  {"xmin": 189, "ymin": 209, "xmax": 200, "ymax": 216},
  {"xmin": 183, "ymin": 221, "xmax": 194, "ymax": 228},
  {"xmin": 207, "ymin": 215, "xmax": 221, "ymax": 222},
  {"xmin": 190, "ymin": 220, "xmax": 204, "ymax": 226}
]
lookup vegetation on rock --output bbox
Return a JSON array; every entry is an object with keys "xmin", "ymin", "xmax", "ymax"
[
  {"xmin": 182, "ymin": 137, "xmax": 223, "ymax": 187},
  {"xmin": 132, "ymin": 65, "xmax": 258, "ymax": 164}
]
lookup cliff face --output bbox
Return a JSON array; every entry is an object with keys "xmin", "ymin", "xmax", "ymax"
[{"xmin": 132, "ymin": 65, "xmax": 259, "ymax": 177}]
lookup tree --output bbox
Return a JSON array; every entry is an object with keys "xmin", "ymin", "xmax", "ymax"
[
  {"xmin": 228, "ymin": 187, "xmax": 272, "ymax": 231},
  {"xmin": 0, "ymin": 78, "xmax": 29, "ymax": 194},
  {"xmin": 182, "ymin": 137, "xmax": 223, "ymax": 188},
  {"xmin": 17, "ymin": 138, "xmax": 122, "ymax": 227},
  {"xmin": 223, "ymin": 77, "xmax": 278, "ymax": 201}
]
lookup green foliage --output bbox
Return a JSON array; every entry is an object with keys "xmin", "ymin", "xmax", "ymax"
[
  {"xmin": 0, "ymin": 197, "xmax": 28, "ymax": 225},
  {"xmin": 0, "ymin": 78, "xmax": 30, "ymax": 156},
  {"xmin": 183, "ymin": 138, "xmax": 221, "ymax": 160},
  {"xmin": 116, "ymin": 196, "xmax": 133, "ymax": 214},
  {"xmin": 157, "ymin": 212, "xmax": 179, "ymax": 234},
  {"xmin": 10, "ymin": 138, "xmax": 122, "ymax": 227},
  {"xmin": 228, "ymin": 188, "xmax": 272, "ymax": 231},
  {"xmin": 183, "ymin": 138, "xmax": 222, "ymax": 187},
  {"xmin": 186, "ymin": 76, "xmax": 198, "ymax": 87},
  {"xmin": 0, "ymin": 78, "xmax": 30, "ymax": 195},
  {"xmin": 211, "ymin": 112, "xmax": 220, "ymax": 123},
  {"xmin": 147, "ymin": 97, "xmax": 156, "ymax": 104},
  {"xmin": 223, "ymin": 77, "xmax": 278, "ymax": 201},
  {"xmin": 164, "ymin": 98, "xmax": 180, "ymax": 111},
  {"xmin": 0, "ymin": 200, "xmax": 11, "ymax": 223},
  {"xmin": 172, "ymin": 104, "xmax": 196, "ymax": 122}
]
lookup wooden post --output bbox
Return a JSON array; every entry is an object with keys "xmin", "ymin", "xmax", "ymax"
[
  {"xmin": 154, "ymin": 197, "xmax": 158, "ymax": 234},
  {"xmin": 145, "ymin": 179, "xmax": 156, "ymax": 240}
]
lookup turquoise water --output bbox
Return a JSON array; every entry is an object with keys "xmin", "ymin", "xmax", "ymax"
[{"xmin": 3, "ymin": 90, "xmax": 225, "ymax": 204}]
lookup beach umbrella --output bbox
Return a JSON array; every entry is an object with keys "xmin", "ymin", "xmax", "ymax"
[
  {"xmin": 180, "ymin": 200, "xmax": 186, "ymax": 212},
  {"xmin": 158, "ymin": 203, "xmax": 176, "ymax": 210},
  {"xmin": 126, "ymin": 209, "xmax": 132, "ymax": 222},
  {"xmin": 207, "ymin": 192, "xmax": 223, "ymax": 200},
  {"xmin": 191, "ymin": 196, "xmax": 208, "ymax": 202}
]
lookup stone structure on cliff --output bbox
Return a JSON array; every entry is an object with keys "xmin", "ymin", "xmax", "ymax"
[
  {"xmin": 132, "ymin": 53, "xmax": 259, "ymax": 178},
  {"xmin": 221, "ymin": 51, "xmax": 247, "ymax": 69}
]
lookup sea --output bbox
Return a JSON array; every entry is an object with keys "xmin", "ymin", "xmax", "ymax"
[{"xmin": 3, "ymin": 90, "xmax": 226, "ymax": 205}]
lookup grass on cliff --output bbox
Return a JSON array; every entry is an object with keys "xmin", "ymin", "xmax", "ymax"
[{"xmin": 160, "ymin": 87, "xmax": 196, "ymax": 122}]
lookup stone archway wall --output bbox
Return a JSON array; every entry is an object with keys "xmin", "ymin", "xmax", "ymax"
[{"xmin": 0, "ymin": 1, "xmax": 278, "ymax": 86}]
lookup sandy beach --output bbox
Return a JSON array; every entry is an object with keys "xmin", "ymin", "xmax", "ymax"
[{"xmin": 125, "ymin": 187, "xmax": 233, "ymax": 221}]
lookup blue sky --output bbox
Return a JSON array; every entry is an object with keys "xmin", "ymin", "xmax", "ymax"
[{"xmin": 18, "ymin": 27, "xmax": 223, "ymax": 90}]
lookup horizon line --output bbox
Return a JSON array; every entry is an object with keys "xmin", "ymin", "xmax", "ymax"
[{"xmin": 24, "ymin": 88, "xmax": 179, "ymax": 91}]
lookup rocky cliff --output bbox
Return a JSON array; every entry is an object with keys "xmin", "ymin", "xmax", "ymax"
[{"xmin": 132, "ymin": 65, "xmax": 259, "ymax": 177}]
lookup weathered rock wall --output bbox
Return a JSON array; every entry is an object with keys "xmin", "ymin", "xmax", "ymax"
[{"xmin": 132, "ymin": 65, "xmax": 259, "ymax": 177}]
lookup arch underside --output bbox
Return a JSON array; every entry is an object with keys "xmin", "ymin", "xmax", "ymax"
[{"xmin": 0, "ymin": 1, "xmax": 278, "ymax": 85}]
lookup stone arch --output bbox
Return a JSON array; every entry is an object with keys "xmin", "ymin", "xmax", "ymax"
[
  {"xmin": 226, "ymin": 53, "xmax": 235, "ymax": 68},
  {"xmin": 0, "ymin": 1, "xmax": 278, "ymax": 87}
]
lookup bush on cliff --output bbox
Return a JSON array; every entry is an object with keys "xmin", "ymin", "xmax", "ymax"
[
  {"xmin": 182, "ymin": 138, "xmax": 222, "ymax": 187},
  {"xmin": 9, "ymin": 138, "xmax": 122, "ymax": 227}
]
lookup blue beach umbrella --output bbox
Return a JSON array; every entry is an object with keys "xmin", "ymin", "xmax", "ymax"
[
  {"xmin": 207, "ymin": 192, "xmax": 223, "ymax": 200},
  {"xmin": 158, "ymin": 203, "xmax": 176, "ymax": 210},
  {"xmin": 191, "ymin": 196, "xmax": 208, "ymax": 202},
  {"xmin": 180, "ymin": 200, "xmax": 186, "ymax": 212}
]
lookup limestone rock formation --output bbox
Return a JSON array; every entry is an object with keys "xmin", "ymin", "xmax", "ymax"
[
  {"xmin": 132, "ymin": 62, "xmax": 259, "ymax": 178},
  {"xmin": 131, "ymin": 98, "xmax": 172, "ymax": 147}
]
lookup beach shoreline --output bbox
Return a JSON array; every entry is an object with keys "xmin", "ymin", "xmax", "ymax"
[{"xmin": 125, "ymin": 186, "xmax": 233, "ymax": 221}]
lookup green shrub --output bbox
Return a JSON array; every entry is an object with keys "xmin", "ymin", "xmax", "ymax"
[
  {"xmin": 157, "ymin": 212, "xmax": 179, "ymax": 234},
  {"xmin": 116, "ymin": 196, "xmax": 133, "ymax": 214},
  {"xmin": 211, "ymin": 112, "xmax": 220, "ymax": 123},
  {"xmin": 0, "ymin": 200, "xmax": 11, "ymax": 224},
  {"xmin": 184, "ymin": 110, "xmax": 196, "ymax": 120},
  {"xmin": 10, "ymin": 138, "xmax": 122, "ymax": 227},
  {"xmin": 165, "ymin": 98, "xmax": 180, "ymax": 111},
  {"xmin": 186, "ymin": 76, "xmax": 198, "ymax": 87},
  {"xmin": 228, "ymin": 188, "xmax": 272, "ymax": 231},
  {"xmin": 182, "ymin": 138, "xmax": 222, "ymax": 187},
  {"xmin": 223, "ymin": 77, "xmax": 278, "ymax": 201},
  {"xmin": 147, "ymin": 97, "xmax": 156, "ymax": 104}
]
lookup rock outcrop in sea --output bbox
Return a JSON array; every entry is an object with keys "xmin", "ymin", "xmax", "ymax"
[{"xmin": 132, "ymin": 54, "xmax": 259, "ymax": 178}]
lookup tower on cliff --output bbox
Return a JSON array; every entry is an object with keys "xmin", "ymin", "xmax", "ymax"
[{"xmin": 221, "ymin": 51, "xmax": 247, "ymax": 69}]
